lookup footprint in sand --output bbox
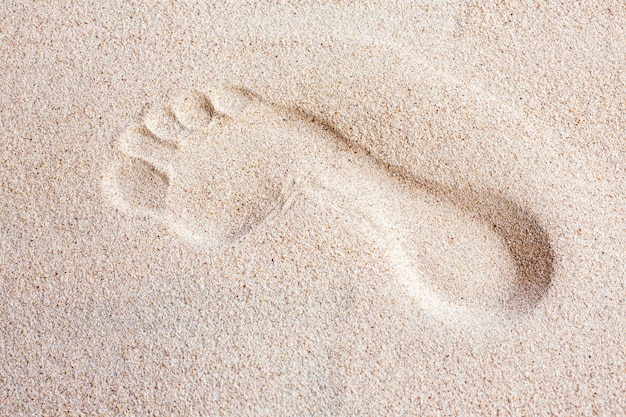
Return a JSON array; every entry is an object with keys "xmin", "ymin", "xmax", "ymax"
[{"xmin": 103, "ymin": 86, "xmax": 553, "ymax": 326}]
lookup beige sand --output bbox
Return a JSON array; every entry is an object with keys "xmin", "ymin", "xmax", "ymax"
[{"xmin": 1, "ymin": 1, "xmax": 625, "ymax": 415}]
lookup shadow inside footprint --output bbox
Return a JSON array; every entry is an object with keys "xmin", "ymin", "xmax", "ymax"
[{"xmin": 417, "ymin": 179, "xmax": 555, "ymax": 315}]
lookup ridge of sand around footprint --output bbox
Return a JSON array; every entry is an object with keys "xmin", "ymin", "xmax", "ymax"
[{"xmin": 103, "ymin": 85, "xmax": 553, "ymax": 327}]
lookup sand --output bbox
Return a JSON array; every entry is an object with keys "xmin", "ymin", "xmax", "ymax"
[{"xmin": 1, "ymin": 1, "xmax": 625, "ymax": 415}]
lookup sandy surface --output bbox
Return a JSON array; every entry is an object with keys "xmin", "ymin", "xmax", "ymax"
[{"xmin": 1, "ymin": 1, "xmax": 625, "ymax": 415}]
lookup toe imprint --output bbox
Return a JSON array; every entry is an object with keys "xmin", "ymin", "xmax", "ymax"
[
  {"xmin": 118, "ymin": 127, "xmax": 177, "ymax": 173},
  {"xmin": 114, "ymin": 156, "xmax": 169, "ymax": 211},
  {"xmin": 144, "ymin": 107, "xmax": 187, "ymax": 147},
  {"xmin": 205, "ymin": 86, "xmax": 255, "ymax": 116},
  {"xmin": 172, "ymin": 90, "xmax": 214, "ymax": 131}
]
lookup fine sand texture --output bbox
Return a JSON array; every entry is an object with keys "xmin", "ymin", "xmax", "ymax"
[{"xmin": 1, "ymin": 1, "xmax": 625, "ymax": 415}]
